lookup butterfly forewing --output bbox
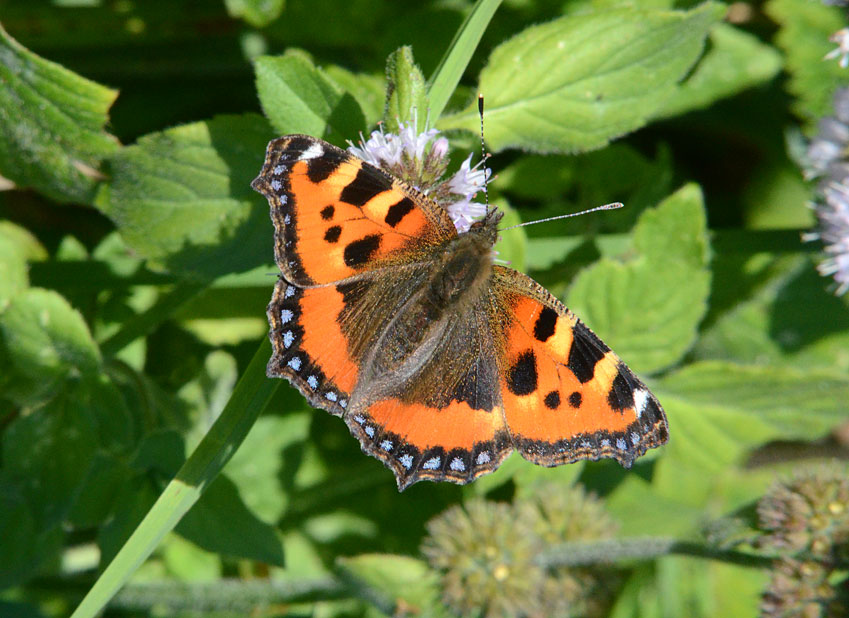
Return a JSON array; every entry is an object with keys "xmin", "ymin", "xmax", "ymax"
[{"xmin": 252, "ymin": 135, "xmax": 457, "ymax": 286}]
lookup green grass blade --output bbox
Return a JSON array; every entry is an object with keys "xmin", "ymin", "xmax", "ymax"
[
  {"xmin": 426, "ymin": 0, "xmax": 503, "ymax": 120},
  {"xmin": 70, "ymin": 338, "xmax": 279, "ymax": 618}
]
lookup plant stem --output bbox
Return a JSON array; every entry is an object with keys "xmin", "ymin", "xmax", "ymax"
[{"xmin": 537, "ymin": 537, "xmax": 777, "ymax": 570}]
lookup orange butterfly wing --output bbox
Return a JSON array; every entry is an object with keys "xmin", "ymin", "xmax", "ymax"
[
  {"xmin": 255, "ymin": 135, "xmax": 668, "ymax": 490},
  {"xmin": 343, "ymin": 305, "xmax": 513, "ymax": 489},
  {"xmin": 252, "ymin": 135, "xmax": 457, "ymax": 286},
  {"xmin": 491, "ymin": 266, "xmax": 668, "ymax": 468}
]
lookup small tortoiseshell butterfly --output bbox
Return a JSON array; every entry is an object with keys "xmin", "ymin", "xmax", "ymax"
[{"xmin": 252, "ymin": 134, "xmax": 668, "ymax": 490}]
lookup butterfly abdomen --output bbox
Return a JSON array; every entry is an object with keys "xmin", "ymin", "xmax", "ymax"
[{"xmin": 366, "ymin": 235, "xmax": 492, "ymax": 376}]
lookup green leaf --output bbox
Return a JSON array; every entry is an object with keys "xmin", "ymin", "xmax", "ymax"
[
  {"xmin": 695, "ymin": 255, "xmax": 849, "ymax": 371},
  {"xmin": 650, "ymin": 360, "xmax": 849, "ymax": 506},
  {"xmin": 224, "ymin": 414, "xmax": 311, "ymax": 523},
  {"xmin": 2, "ymin": 384, "xmax": 112, "ymax": 528},
  {"xmin": 0, "ymin": 220, "xmax": 48, "ymax": 262},
  {"xmin": 660, "ymin": 361, "xmax": 849, "ymax": 440},
  {"xmin": 438, "ymin": 4, "xmax": 724, "ymax": 152},
  {"xmin": 766, "ymin": 0, "xmax": 847, "ymax": 123},
  {"xmin": 323, "ymin": 66, "xmax": 385, "ymax": 128},
  {"xmin": 0, "ymin": 479, "xmax": 63, "ymax": 589},
  {"xmin": 177, "ymin": 473, "xmax": 285, "ymax": 566},
  {"xmin": 97, "ymin": 114, "xmax": 273, "ymax": 278},
  {"xmin": 659, "ymin": 23, "xmax": 783, "ymax": 119},
  {"xmin": 383, "ymin": 46, "xmax": 429, "ymax": 133},
  {"xmin": 492, "ymin": 201, "xmax": 526, "ymax": 273},
  {"xmin": 567, "ymin": 183, "xmax": 711, "ymax": 374},
  {"xmin": 336, "ymin": 554, "xmax": 442, "ymax": 616},
  {"xmin": 0, "ymin": 23, "xmax": 118, "ymax": 203},
  {"xmin": 254, "ymin": 50, "xmax": 365, "ymax": 143},
  {"xmin": 610, "ymin": 558, "xmax": 766, "ymax": 618},
  {"xmin": 0, "ymin": 233, "xmax": 29, "ymax": 303},
  {"xmin": 224, "ymin": 0, "xmax": 285, "ymax": 27},
  {"xmin": 0, "ymin": 288, "xmax": 101, "ymax": 403}
]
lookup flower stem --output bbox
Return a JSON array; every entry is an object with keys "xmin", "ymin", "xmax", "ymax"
[{"xmin": 537, "ymin": 537, "xmax": 777, "ymax": 570}]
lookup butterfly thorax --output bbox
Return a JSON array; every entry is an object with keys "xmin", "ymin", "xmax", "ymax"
[{"xmin": 360, "ymin": 222, "xmax": 496, "ymax": 392}]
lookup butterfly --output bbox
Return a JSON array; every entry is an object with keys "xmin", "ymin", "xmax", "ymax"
[{"xmin": 252, "ymin": 134, "xmax": 668, "ymax": 490}]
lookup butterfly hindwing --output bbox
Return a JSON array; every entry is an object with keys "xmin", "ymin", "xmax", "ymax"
[
  {"xmin": 490, "ymin": 266, "xmax": 668, "ymax": 468},
  {"xmin": 252, "ymin": 135, "xmax": 458, "ymax": 286},
  {"xmin": 267, "ymin": 276, "xmax": 356, "ymax": 415},
  {"xmin": 344, "ymin": 294, "xmax": 512, "ymax": 489}
]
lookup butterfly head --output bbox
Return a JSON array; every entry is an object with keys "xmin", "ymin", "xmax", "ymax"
[{"xmin": 466, "ymin": 207, "xmax": 503, "ymax": 247}]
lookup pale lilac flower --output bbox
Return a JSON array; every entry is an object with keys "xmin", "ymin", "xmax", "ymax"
[
  {"xmin": 347, "ymin": 125, "xmax": 405, "ymax": 168},
  {"xmin": 348, "ymin": 121, "xmax": 491, "ymax": 233},
  {"xmin": 806, "ymin": 89, "xmax": 849, "ymax": 295},
  {"xmin": 444, "ymin": 154, "xmax": 491, "ymax": 232},
  {"xmin": 825, "ymin": 28, "xmax": 849, "ymax": 68},
  {"xmin": 810, "ymin": 182, "xmax": 849, "ymax": 295},
  {"xmin": 806, "ymin": 88, "xmax": 849, "ymax": 183}
]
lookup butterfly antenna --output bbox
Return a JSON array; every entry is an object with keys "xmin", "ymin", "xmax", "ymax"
[
  {"xmin": 478, "ymin": 94, "xmax": 492, "ymax": 214},
  {"xmin": 500, "ymin": 202, "xmax": 624, "ymax": 231}
]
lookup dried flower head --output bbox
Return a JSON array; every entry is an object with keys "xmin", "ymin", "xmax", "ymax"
[
  {"xmin": 348, "ymin": 119, "xmax": 490, "ymax": 233},
  {"xmin": 757, "ymin": 466, "xmax": 849, "ymax": 617},
  {"xmin": 761, "ymin": 558, "xmax": 849, "ymax": 618},
  {"xmin": 422, "ymin": 483, "xmax": 619, "ymax": 618},
  {"xmin": 422, "ymin": 499, "xmax": 543, "ymax": 618},
  {"xmin": 756, "ymin": 464, "xmax": 849, "ymax": 561}
]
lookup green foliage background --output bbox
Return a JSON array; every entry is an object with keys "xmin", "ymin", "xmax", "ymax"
[{"xmin": 0, "ymin": 0, "xmax": 847, "ymax": 616}]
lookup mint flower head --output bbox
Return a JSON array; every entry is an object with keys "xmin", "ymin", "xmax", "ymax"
[
  {"xmin": 805, "ymin": 88, "xmax": 849, "ymax": 295},
  {"xmin": 348, "ymin": 120, "xmax": 490, "ymax": 233},
  {"xmin": 811, "ymin": 182, "xmax": 849, "ymax": 295}
]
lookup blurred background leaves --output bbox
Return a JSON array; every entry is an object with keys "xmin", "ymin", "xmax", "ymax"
[{"xmin": 1, "ymin": 0, "xmax": 848, "ymax": 616}]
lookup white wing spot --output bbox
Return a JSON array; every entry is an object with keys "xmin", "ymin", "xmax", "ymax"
[
  {"xmin": 280, "ymin": 309, "xmax": 293, "ymax": 324},
  {"xmin": 280, "ymin": 195, "xmax": 288, "ymax": 205},
  {"xmin": 633, "ymin": 388, "xmax": 649, "ymax": 419},
  {"xmin": 270, "ymin": 179, "xmax": 282, "ymax": 191},
  {"xmin": 399, "ymin": 454, "xmax": 414, "ymax": 469},
  {"xmin": 285, "ymin": 286, "xmax": 296, "ymax": 298},
  {"xmin": 380, "ymin": 440, "xmax": 393, "ymax": 451},
  {"xmin": 340, "ymin": 399, "xmax": 347, "ymax": 408},
  {"xmin": 364, "ymin": 425, "xmax": 375, "ymax": 437},
  {"xmin": 616, "ymin": 438, "xmax": 627, "ymax": 450},
  {"xmin": 475, "ymin": 451, "xmax": 491, "ymax": 465},
  {"xmin": 325, "ymin": 392, "xmax": 337, "ymax": 402},
  {"xmin": 449, "ymin": 457, "xmax": 465, "ymax": 472},
  {"xmin": 601, "ymin": 439, "xmax": 610, "ymax": 447},
  {"xmin": 631, "ymin": 432, "xmax": 640, "ymax": 444},
  {"xmin": 283, "ymin": 213, "xmax": 291, "ymax": 223},
  {"xmin": 581, "ymin": 440, "xmax": 592, "ymax": 448},
  {"xmin": 273, "ymin": 165, "xmax": 286, "ymax": 175},
  {"xmin": 353, "ymin": 414, "xmax": 365, "ymax": 424},
  {"xmin": 299, "ymin": 142, "xmax": 324, "ymax": 160},
  {"xmin": 423, "ymin": 457, "xmax": 441, "ymax": 470},
  {"xmin": 306, "ymin": 375, "xmax": 318, "ymax": 390},
  {"xmin": 282, "ymin": 331, "xmax": 294, "ymax": 348},
  {"xmin": 287, "ymin": 357, "xmax": 301, "ymax": 371}
]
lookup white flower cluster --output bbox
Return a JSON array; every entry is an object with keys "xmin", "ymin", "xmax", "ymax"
[{"xmin": 348, "ymin": 120, "xmax": 490, "ymax": 233}]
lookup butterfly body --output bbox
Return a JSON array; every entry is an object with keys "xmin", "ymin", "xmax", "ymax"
[{"xmin": 253, "ymin": 135, "xmax": 668, "ymax": 490}]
